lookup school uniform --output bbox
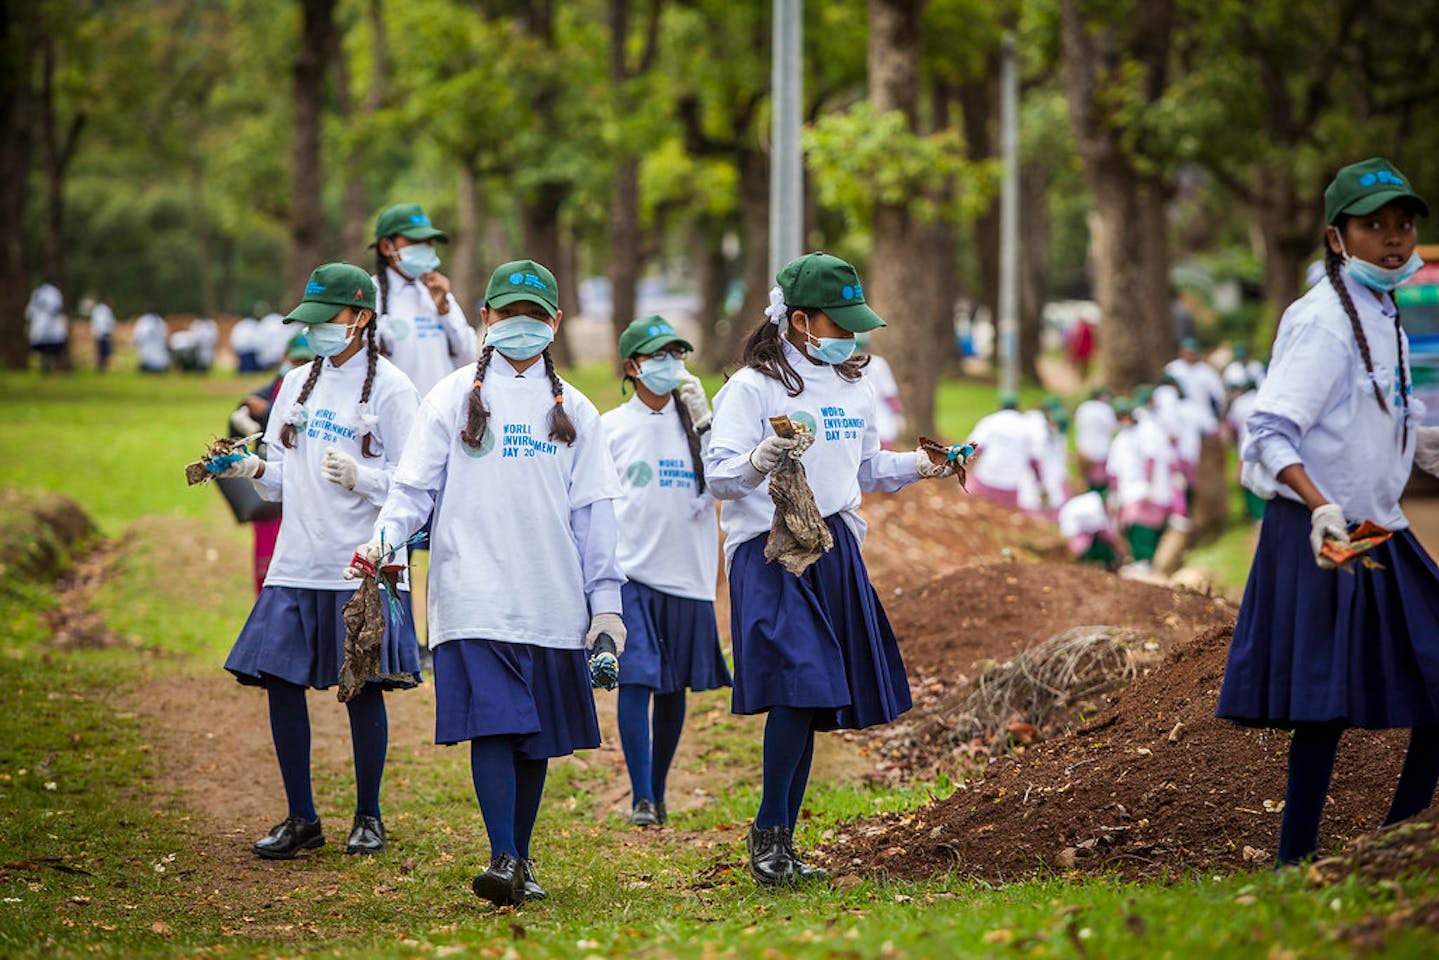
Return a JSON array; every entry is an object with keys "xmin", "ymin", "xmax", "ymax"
[
  {"xmin": 601, "ymin": 395, "xmax": 729, "ymax": 695},
  {"xmin": 1221, "ymin": 269, "xmax": 1439, "ymax": 729},
  {"xmin": 704, "ymin": 339, "xmax": 917, "ymax": 731},
  {"xmin": 375, "ymin": 266, "xmax": 478, "ymax": 397},
  {"xmin": 225, "ymin": 354, "xmax": 423, "ymax": 690},
  {"xmin": 372, "ymin": 357, "xmax": 623, "ymax": 756},
  {"xmin": 230, "ymin": 316, "xmax": 262, "ymax": 372},
  {"xmin": 90, "ymin": 303, "xmax": 114, "ymax": 367},
  {"xmin": 1108, "ymin": 412, "xmax": 1173, "ymax": 560},
  {"xmin": 1164, "ymin": 356, "xmax": 1226, "ymax": 418},
  {"xmin": 1033, "ymin": 413, "xmax": 1069, "ymax": 517},
  {"xmin": 1058, "ymin": 490, "xmax": 1117, "ymax": 566},
  {"xmin": 132, "ymin": 312, "xmax": 169, "ymax": 373},
  {"xmin": 966, "ymin": 408, "xmax": 1041, "ymax": 510},
  {"xmin": 1074, "ymin": 398, "xmax": 1115, "ymax": 490}
]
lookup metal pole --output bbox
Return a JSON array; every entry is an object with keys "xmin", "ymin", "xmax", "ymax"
[
  {"xmin": 769, "ymin": 0, "xmax": 803, "ymax": 281},
  {"xmin": 997, "ymin": 31, "xmax": 1019, "ymax": 399}
]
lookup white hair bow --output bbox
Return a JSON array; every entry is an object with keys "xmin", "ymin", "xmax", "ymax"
[
  {"xmin": 282, "ymin": 403, "xmax": 308, "ymax": 427},
  {"xmin": 764, "ymin": 286, "xmax": 788, "ymax": 326},
  {"xmin": 355, "ymin": 401, "xmax": 380, "ymax": 434}
]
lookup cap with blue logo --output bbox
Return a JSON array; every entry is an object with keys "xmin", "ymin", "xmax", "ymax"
[
  {"xmin": 618, "ymin": 315, "xmax": 695, "ymax": 359},
  {"xmin": 484, "ymin": 259, "xmax": 560, "ymax": 318},
  {"xmin": 283, "ymin": 262, "xmax": 378, "ymax": 325},
  {"xmin": 776, "ymin": 252, "xmax": 885, "ymax": 333},
  {"xmin": 372, "ymin": 202, "xmax": 449, "ymax": 245},
  {"xmin": 1324, "ymin": 158, "xmax": 1429, "ymax": 225}
]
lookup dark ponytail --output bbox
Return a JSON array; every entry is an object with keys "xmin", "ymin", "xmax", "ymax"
[
  {"xmin": 375, "ymin": 248, "xmax": 391, "ymax": 319},
  {"xmin": 460, "ymin": 345, "xmax": 496, "ymax": 448},
  {"xmin": 737, "ymin": 311, "xmax": 869, "ymax": 397},
  {"xmin": 280, "ymin": 357, "xmax": 325, "ymax": 449},
  {"xmin": 541, "ymin": 347, "xmax": 578, "ymax": 444},
  {"xmin": 672, "ymin": 387, "xmax": 707, "ymax": 494},
  {"xmin": 359, "ymin": 322, "xmax": 380, "ymax": 458}
]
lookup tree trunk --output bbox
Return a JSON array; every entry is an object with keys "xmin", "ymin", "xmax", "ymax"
[
  {"xmin": 734, "ymin": 145, "xmax": 770, "ymax": 355},
  {"xmin": 691, "ymin": 217, "xmax": 729, "ymax": 368},
  {"xmin": 868, "ymin": 0, "xmax": 938, "ymax": 437},
  {"xmin": 607, "ymin": 155, "xmax": 642, "ymax": 347},
  {"xmin": 0, "ymin": 6, "xmax": 39, "ymax": 369},
  {"xmin": 332, "ymin": 33, "xmax": 367, "ymax": 258},
  {"xmin": 927, "ymin": 78, "xmax": 961, "ymax": 380},
  {"xmin": 454, "ymin": 161, "xmax": 482, "ymax": 317},
  {"xmin": 1018, "ymin": 158, "xmax": 1051, "ymax": 383},
  {"xmin": 521, "ymin": 185, "xmax": 574, "ymax": 366},
  {"xmin": 1252, "ymin": 163, "xmax": 1317, "ymax": 347},
  {"xmin": 1060, "ymin": 0, "xmax": 1172, "ymax": 391},
  {"xmin": 287, "ymin": 0, "xmax": 336, "ymax": 303},
  {"xmin": 192, "ymin": 158, "xmax": 215, "ymax": 315}
]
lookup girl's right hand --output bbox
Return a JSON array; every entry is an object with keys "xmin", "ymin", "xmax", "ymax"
[
  {"xmin": 1309, "ymin": 503, "xmax": 1349, "ymax": 569},
  {"xmin": 213, "ymin": 454, "xmax": 263, "ymax": 480},
  {"xmin": 344, "ymin": 540, "xmax": 384, "ymax": 580}
]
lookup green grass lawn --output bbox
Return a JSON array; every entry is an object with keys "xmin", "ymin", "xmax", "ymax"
[{"xmin": 0, "ymin": 367, "xmax": 1432, "ymax": 959}]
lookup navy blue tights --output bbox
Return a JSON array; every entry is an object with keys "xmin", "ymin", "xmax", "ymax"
[
  {"xmin": 267, "ymin": 681, "xmax": 388, "ymax": 822},
  {"xmin": 470, "ymin": 736, "xmax": 549, "ymax": 859},
  {"xmin": 616, "ymin": 685, "xmax": 687, "ymax": 805},
  {"xmin": 1278, "ymin": 721, "xmax": 1439, "ymax": 865},
  {"xmin": 756, "ymin": 706, "xmax": 817, "ymax": 831}
]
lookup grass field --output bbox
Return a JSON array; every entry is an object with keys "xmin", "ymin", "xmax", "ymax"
[{"xmin": 0, "ymin": 365, "xmax": 1432, "ymax": 959}]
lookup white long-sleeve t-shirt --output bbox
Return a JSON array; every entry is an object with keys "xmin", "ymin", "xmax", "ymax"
[
  {"xmin": 703, "ymin": 338, "xmax": 920, "ymax": 570},
  {"xmin": 602, "ymin": 395, "xmax": 719, "ymax": 601},
  {"xmin": 256, "ymin": 351, "xmax": 420, "ymax": 589},
  {"xmin": 373, "ymin": 357, "xmax": 625, "ymax": 649},
  {"xmin": 374, "ymin": 267, "xmax": 478, "ymax": 397}
]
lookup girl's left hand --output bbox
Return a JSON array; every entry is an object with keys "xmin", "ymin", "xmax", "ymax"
[
  {"xmin": 421, "ymin": 272, "xmax": 451, "ymax": 314},
  {"xmin": 678, "ymin": 374, "xmax": 711, "ymax": 432}
]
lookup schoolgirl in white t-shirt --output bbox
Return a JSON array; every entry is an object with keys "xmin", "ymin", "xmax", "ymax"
[
  {"xmin": 354, "ymin": 259, "xmax": 624, "ymax": 908},
  {"xmin": 601, "ymin": 316, "xmax": 729, "ymax": 829},
  {"xmin": 218, "ymin": 262, "xmax": 422, "ymax": 863},
  {"xmin": 704, "ymin": 253, "xmax": 972, "ymax": 888}
]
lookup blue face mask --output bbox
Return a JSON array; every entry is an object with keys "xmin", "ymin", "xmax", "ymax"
[
  {"xmin": 486, "ymin": 315, "xmax": 554, "ymax": 360},
  {"xmin": 637, "ymin": 355, "xmax": 687, "ymax": 394},
  {"xmin": 396, "ymin": 243, "xmax": 441, "ymax": 278},
  {"xmin": 304, "ymin": 320, "xmax": 356, "ymax": 358},
  {"xmin": 1337, "ymin": 236, "xmax": 1424, "ymax": 292},
  {"xmin": 800, "ymin": 323, "xmax": 858, "ymax": 365}
]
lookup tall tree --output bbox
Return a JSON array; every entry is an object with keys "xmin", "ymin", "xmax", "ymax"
[
  {"xmin": 0, "ymin": 4, "xmax": 41, "ymax": 368},
  {"xmin": 286, "ymin": 0, "xmax": 336, "ymax": 303}
]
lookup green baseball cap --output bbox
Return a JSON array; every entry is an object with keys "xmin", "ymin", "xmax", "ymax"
[
  {"xmin": 283, "ymin": 262, "xmax": 378, "ymax": 325},
  {"xmin": 776, "ymin": 253, "xmax": 885, "ymax": 333},
  {"xmin": 1324, "ymin": 158, "xmax": 1429, "ymax": 225},
  {"xmin": 1112, "ymin": 396, "xmax": 1135, "ymax": 416},
  {"xmin": 372, "ymin": 203, "xmax": 449, "ymax": 245},
  {"xmin": 619, "ymin": 315, "xmax": 694, "ymax": 359},
  {"xmin": 484, "ymin": 259, "xmax": 560, "ymax": 318}
]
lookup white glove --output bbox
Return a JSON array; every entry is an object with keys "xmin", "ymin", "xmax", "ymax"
[
  {"xmin": 678, "ymin": 374, "xmax": 712, "ymax": 432},
  {"xmin": 915, "ymin": 447, "xmax": 955, "ymax": 480},
  {"xmin": 322, "ymin": 447, "xmax": 359, "ymax": 490},
  {"xmin": 343, "ymin": 538, "xmax": 384, "ymax": 580},
  {"xmin": 750, "ymin": 435, "xmax": 798, "ymax": 473},
  {"xmin": 586, "ymin": 612, "xmax": 627, "ymax": 657},
  {"xmin": 1310, "ymin": 503, "xmax": 1349, "ymax": 570},
  {"xmin": 1416, "ymin": 427, "xmax": 1439, "ymax": 478},
  {"xmin": 214, "ymin": 454, "xmax": 263, "ymax": 479},
  {"xmin": 229, "ymin": 408, "xmax": 262, "ymax": 437}
]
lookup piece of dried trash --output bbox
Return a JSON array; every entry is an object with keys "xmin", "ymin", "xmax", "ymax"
[
  {"xmin": 764, "ymin": 415, "xmax": 833, "ymax": 576},
  {"xmin": 184, "ymin": 433, "xmax": 261, "ymax": 486}
]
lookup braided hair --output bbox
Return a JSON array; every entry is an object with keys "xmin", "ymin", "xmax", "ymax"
[
  {"xmin": 540, "ymin": 347, "xmax": 578, "ymax": 444},
  {"xmin": 1324, "ymin": 236, "xmax": 1410, "ymax": 450},
  {"xmin": 739, "ymin": 310, "xmax": 869, "ymax": 398},
  {"xmin": 280, "ymin": 356, "xmax": 325, "ymax": 449},
  {"xmin": 359, "ymin": 322, "xmax": 380, "ymax": 458},
  {"xmin": 621, "ymin": 361, "xmax": 707, "ymax": 495},
  {"xmin": 375, "ymin": 248, "xmax": 391, "ymax": 318},
  {"xmin": 460, "ymin": 344, "xmax": 497, "ymax": 448}
]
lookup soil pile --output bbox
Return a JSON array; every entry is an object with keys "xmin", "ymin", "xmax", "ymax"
[{"xmin": 824, "ymin": 625, "xmax": 1412, "ymax": 882}]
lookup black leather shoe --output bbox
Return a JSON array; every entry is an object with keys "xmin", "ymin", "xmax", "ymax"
[
  {"xmin": 747, "ymin": 824, "xmax": 796, "ymax": 887},
  {"xmin": 522, "ymin": 859, "xmax": 547, "ymax": 901},
  {"xmin": 345, "ymin": 814, "xmax": 385, "ymax": 855},
  {"xmin": 252, "ymin": 817, "xmax": 325, "ymax": 860},
  {"xmin": 630, "ymin": 798, "xmax": 660, "ymax": 828},
  {"xmin": 786, "ymin": 834, "xmax": 832, "ymax": 883},
  {"xmin": 471, "ymin": 853, "xmax": 526, "ymax": 907},
  {"xmin": 655, "ymin": 801, "xmax": 668, "ymax": 826}
]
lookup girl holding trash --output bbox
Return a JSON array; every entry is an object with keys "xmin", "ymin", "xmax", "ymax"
[
  {"xmin": 217, "ymin": 262, "xmax": 423, "ymax": 860},
  {"xmin": 351, "ymin": 259, "xmax": 624, "ymax": 907},
  {"xmin": 704, "ymin": 252, "xmax": 974, "ymax": 887},
  {"xmin": 372, "ymin": 203, "xmax": 478, "ymax": 397},
  {"xmin": 1220, "ymin": 158, "xmax": 1439, "ymax": 864},
  {"xmin": 601, "ymin": 316, "xmax": 730, "ymax": 828}
]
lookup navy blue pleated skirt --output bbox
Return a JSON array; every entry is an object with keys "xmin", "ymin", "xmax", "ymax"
[
  {"xmin": 727, "ymin": 515, "xmax": 912, "ymax": 731},
  {"xmin": 618, "ymin": 580, "xmax": 731, "ymax": 694},
  {"xmin": 226, "ymin": 585, "xmax": 422, "ymax": 691},
  {"xmin": 432, "ymin": 639, "xmax": 602, "ymax": 758},
  {"xmin": 1218, "ymin": 496, "xmax": 1439, "ymax": 729}
]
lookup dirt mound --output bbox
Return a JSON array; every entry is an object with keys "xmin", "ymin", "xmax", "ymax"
[
  {"xmin": 0, "ymin": 488, "xmax": 97, "ymax": 581},
  {"xmin": 860, "ymin": 482, "xmax": 1067, "ymax": 586},
  {"xmin": 881, "ymin": 558, "xmax": 1233, "ymax": 693},
  {"xmin": 824, "ymin": 625, "xmax": 1412, "ymax": 882}
]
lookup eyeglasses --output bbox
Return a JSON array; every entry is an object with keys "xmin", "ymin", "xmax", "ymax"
[{"xmin": 640, "ymin": 347, "xmax": 689, "ymax": 361}]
